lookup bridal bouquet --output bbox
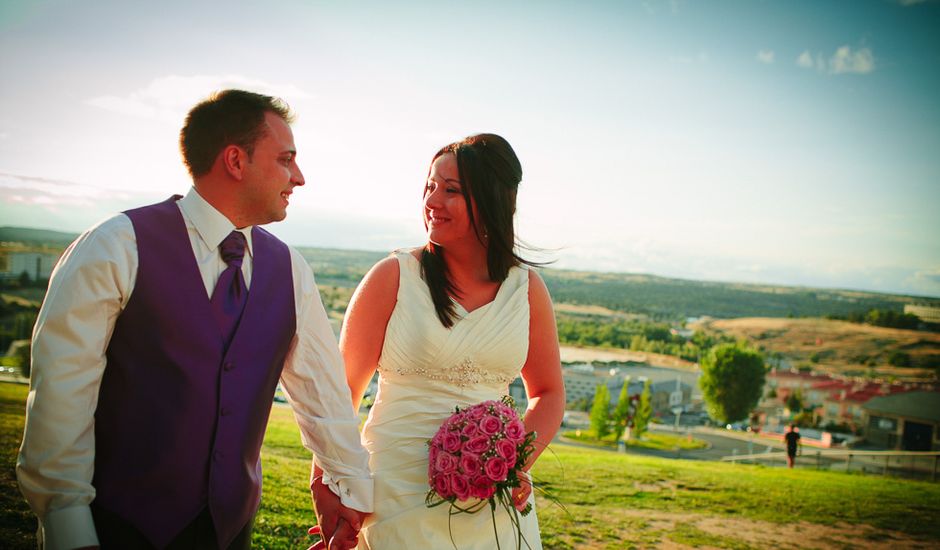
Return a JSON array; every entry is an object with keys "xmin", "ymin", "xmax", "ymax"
[{"xmin": 426, "ymin": 395, "xmax": 537, "ymax": 550}]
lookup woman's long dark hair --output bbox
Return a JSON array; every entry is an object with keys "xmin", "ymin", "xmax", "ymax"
[{"xmin": 420, "ymin": 134, "xmax": 543, "ymax": 328}]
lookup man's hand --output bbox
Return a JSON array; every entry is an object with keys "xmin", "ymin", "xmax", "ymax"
[{"xmin": 310, "ymin": 476, "xmax": 365, "ymax": 550}]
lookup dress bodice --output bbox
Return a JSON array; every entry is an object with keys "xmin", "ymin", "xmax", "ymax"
[{"xmin": 376, "ymin": 251, "xmax": 530, "ymax": 395}]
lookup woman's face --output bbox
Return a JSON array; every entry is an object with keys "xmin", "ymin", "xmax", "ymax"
[{"xmin": 423, "ymin": 153, "xmax": 480, "ymax": 248}]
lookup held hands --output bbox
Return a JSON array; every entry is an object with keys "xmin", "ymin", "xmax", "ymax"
[
  {"xmin": 309, "ymin": 476, "xmax": 366, "ymax": 550},
  {"xmin": 307, "ymin": 520, "xmax": 359, "ymax": 550}
]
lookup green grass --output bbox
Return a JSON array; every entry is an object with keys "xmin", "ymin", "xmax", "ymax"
[
  {"xmin": 563, "ymin": 429, "xmax": 708, "ymax": 451},
  {"xmin": 1, "ymin": 383, "xmax": 34, "ymax": 550},
  {"xmin": 3, "ymin": 381, "xmax": 940, "ymax": 549}
]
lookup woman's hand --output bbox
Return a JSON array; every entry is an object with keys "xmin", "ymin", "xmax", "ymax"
[{"xmin": 511, "ymin": 470, "xmax": 532, "ymax": 512}]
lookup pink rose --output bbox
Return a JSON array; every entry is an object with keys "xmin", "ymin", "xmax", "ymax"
[
  {"xmin": 468, "ymin": 404, "xmax": 487, "ymax": 419},
  {"xmin": 435, "ymin": 451, "xmax": 458, "ymax": 474},
  {"xmin": 484, "ymin": 457, "xmax": 509, "ymax": 482},
  {"xmin": 442, "ymin": 432, "xmax": 462, "ymax": 453},
  {"xmin": 434, "ymin": 474, "xmax": 452, "ymax": 498},
  {"xmin": 480, "ymin": 415, "xmax": 502, "ymax": 436},
  {"xmin": 450, "ymin": 473, "xmax": 471, "ymax": 501},
  {"xmin": 459, "ymin": 452, "xmax": 483, "ymax": 476},
  {"xmin": 470, "ymin": 474, "xmax": 496, "ymax": 500},
  {"xmin": 494, "ymin": 402, "xmax": 514, "ymax": 418},
  {"xmin": 495, "ymin": 439, "xmax": 517, "ymax": 463},
  {"xmin": 429, "ymin": 444, "xmax": 440, "ymax": 466},
  {"xmin": 505, "ymin": 419, "xmax": 526, "ymax": 442},
  {"xmin": 461, "ymin": 422, "xmax": 481, "ymax": 438},
  {"xmin": 465, "ymin": 435, "xmax": 491, "ymax": 454}
]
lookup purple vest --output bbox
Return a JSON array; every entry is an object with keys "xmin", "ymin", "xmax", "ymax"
[{"xmin": 94, "ymin": 197, "xmax": 296, "ymax": 549}]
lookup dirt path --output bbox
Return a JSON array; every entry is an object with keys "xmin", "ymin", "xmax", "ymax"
[{"xmin": 547, "ymin": 508, "xmax": 936, "ymax": 549}]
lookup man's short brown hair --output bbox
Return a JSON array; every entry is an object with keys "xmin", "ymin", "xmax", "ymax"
[{"xmin": 179, "ymin": 89, "xmax": 294, "ymax": 178}]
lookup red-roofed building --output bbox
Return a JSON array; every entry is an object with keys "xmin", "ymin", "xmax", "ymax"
[
  {"xmin": 762, "ymin": 369, "xmax": 831, "ymax": 405},
  {"xmin": 818, "ymin": 382, "xmax": 915, "ymax": 432},
  {"xmin": 760, "ymin": 369, "xmax": 921, "ymax": 433}
]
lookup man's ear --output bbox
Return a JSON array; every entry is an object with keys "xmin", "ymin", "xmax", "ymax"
[{"xmin": 221, "ymin": 145, "xmax": 248, "ymax": 180}]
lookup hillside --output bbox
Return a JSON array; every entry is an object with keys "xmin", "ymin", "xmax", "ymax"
[
  {"xmin": 0, "ymin": 227, "xmax": 78, "ymax": 246},
  {"xmin": 3, "ymin": 226, "xmax": 939, "ymax": 321},
  {"xmin": 698, "ymin": 317, "xmax": 940, "ymax": 381},
  {"xmin": 295, "ymin": 247, "xmax": 940, "ymax": 322}
]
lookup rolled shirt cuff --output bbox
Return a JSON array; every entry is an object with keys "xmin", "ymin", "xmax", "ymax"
[
  {"xmin": 319, "ymin": 469, "xmax": 374, "ymax": 514},
  {"xmin": 42, "ymin": 505, "xmax": 99, "ymax": 550}
]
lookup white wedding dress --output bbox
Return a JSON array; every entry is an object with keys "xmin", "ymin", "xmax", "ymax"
[{"xmin": 357, "ymin": 251, "xmax": 541, "ymax": 549}]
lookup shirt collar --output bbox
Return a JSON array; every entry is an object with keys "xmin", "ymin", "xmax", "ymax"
[{"xmin": 179, "ymin": 188, "xmax": 254, "ymax": 257}]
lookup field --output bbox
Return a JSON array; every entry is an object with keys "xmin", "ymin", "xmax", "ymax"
[
  {"xmin": 3, "ymin": 382, "xmax": 939, "ymax": 549},
  {"xmin": 700, "ymin": 317, "xmax": 940, "ymax": 381}
]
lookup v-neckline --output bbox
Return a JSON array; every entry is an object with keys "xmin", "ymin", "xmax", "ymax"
[{"xmin": 406, "ymin": 252, "xmax": 510, "ymax": 318}]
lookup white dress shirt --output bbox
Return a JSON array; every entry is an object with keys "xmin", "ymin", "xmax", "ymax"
[{"xmin": 16, "ymin": 189, "xmax": 372, "ymax": 550}]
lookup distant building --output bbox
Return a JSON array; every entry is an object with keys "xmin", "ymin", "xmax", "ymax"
[
  {"xmin": 761, "ymin": 369, "xmax": 922, "ymax": 432},
  {"xmin": 509, "ymin": 377, "xmax": 528, "ymax": 411},
  {"xmin": 0, "ymin": 250, "xmax": 60, "ymax": 281},
  {"xmin": 561, "ymin": 364, "xmax": 641, "ymax": 405},
  {"xmin": 650, "ymin": 379, "xmax": 694, "ymax": 414},
  {"xmin": 904, "ymin": 304, "xmax": 940, "ymax": 324},
  {"xmin": 863, "ymin": 391, "xmax": 940, "ymax": 451}
]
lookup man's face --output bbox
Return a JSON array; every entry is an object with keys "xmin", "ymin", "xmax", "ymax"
[{"xmin": 240, "ymin": 111, "xmax": 305, "ymax": 225}]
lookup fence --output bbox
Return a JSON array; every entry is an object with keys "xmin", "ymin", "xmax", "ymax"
[{"xmin": 722, "ymin": 449, "xmax": 940, "ymax": 481}]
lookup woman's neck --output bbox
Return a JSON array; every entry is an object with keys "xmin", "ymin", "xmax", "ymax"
[{"xmin": 439, "ymin": 241, "xmax": 490, "ymax": 285}]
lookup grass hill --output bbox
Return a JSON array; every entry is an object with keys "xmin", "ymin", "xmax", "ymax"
[
  {"xmin": 295, "ymin": 246, "xmax": 940, "ymax": 322},
  {"xmin": 698, "ymin": 317, "xmax": 940, "ymax": 380},
  {"xmin": 2, "ymin": 382, "xmax": 938, "ymax": 549},
  {"xmin": 0, "ymin": 227, "xmax": 78, "ymax": 247}
]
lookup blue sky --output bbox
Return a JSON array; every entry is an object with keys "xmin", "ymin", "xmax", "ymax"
[{"xmin": 1, "ymin": 0, "xmax": 938, "ymax": 297}]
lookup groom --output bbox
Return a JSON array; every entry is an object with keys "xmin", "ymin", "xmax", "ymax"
[{"xmin": 16, "ymin": 90, "xmax": 371, "ymax": 549}]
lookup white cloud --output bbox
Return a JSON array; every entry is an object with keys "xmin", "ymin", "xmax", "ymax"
[
  {"xmin": 796, "ymin": 50, "xmax": 815, "ymax": 69},
  {"xmin": 86, "ymin": 75, "xmax": 313, "ymax": 123},
  {"xmin": 905, "ymin": 268, "xmax": 940, "ymax": 297},
  {"xmin": 829, "ymin": 46, "xmax": 875, "ymax": 75},
  {"xmin": 796, "ymin": 46, "xmax": 874, "ymax": 75},
  {"xmin": 757, "ymin": 50, "xmax": 775, "ymax": 64}
]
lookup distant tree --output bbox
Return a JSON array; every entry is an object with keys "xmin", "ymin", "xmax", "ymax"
[
  {"xmin": 785, "ymin": 389, "xmax": 804, "ymax": 413},
  {"xmin": 13, "ymin": 341, "xmax": 31, "ymax": 378},
  {"xmin": 700, "ymin": 343, "xmax": 766, "ymax": 424},
  {"xmin": 590, "ymin": 384, "xmax": 611, "ymax": 438},
  {"xmin": 792, "ymin": 410, "xmax": 816, "ymax": 428},
  {"xmin": 888, "ymin": 351, "xmax": 912, "ymax": 367},
  {"xmin": 633, "ymin": 380, "xmax": 652, "ymax": 438},
  {"xmin": 611, "ymin": 377, "xmax": 632, "ymax": 441}
]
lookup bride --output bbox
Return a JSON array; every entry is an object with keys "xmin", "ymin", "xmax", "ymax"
[{"xmin": 330, "ymin": 134, "xmax": 564, "ymax": 549}]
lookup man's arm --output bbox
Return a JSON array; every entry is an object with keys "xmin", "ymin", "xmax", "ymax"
[
  {"xmin": 16, "ymin": 215, "xmax": 136, "ymax": 550},
  {"xmin": 278, "ymin": 249, "xmax": 373, "ymax": 541}
]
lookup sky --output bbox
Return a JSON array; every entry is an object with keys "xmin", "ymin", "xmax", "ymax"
[{"xmin": 1, "ymin": 0, "xmax": 938, "ymax": 297}]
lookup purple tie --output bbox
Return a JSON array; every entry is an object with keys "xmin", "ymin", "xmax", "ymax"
[{"xmin": 210, "ymin": 231, "xmax": 248, "ymax": 351}]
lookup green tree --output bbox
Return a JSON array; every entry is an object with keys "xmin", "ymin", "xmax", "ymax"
[
  {"xmin": 633, "ymin": 380, "xmax": 652, "ymax": 438},
  {"xmin": 611, "ymin": 377, "xmax": 632, "ymax": 441},
  {"xmin": 590, "ymin": 384, "xmax": 611, "ymax": 438},
  {"xmin": 700, "ymin": 343, "xmax": 766, "ymax": 424},
  {"xmin": 785, "ymin": 388, "xmax": 804, "ymax": 413},
  {"xmin": 12, "ymin": 341, "xmax": 31, "ymax": 378}
]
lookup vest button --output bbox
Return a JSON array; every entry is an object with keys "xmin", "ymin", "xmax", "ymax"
[
  {"xmin": 214, "ymin": 450, "xmax": 224, "ymax": 461},
  {"xmin": 221, "ymin": 407, "xmax": 231, "ymax": 416},
  {"xmin": 224, "ymin": 361, "xmax": 235, "ymax": 371}
]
